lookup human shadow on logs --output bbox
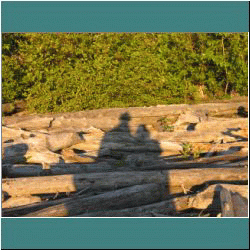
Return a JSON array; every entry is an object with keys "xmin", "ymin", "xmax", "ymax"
[{"xmin": 86, "ymin": 112, "xmax": 176, "ymax": 217}]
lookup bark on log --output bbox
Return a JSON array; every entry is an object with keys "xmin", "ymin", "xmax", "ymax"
[
  {"xmin": 2, "ymin": 168, "xmax": 248, "ymax": 198},
  {"xmin": 22, "ymin": 183, "xmax": 167, "ymax": 217}
]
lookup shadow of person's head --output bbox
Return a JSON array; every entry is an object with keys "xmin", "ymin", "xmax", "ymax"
[
  {"xmin": 120, "ymin": 112, "xmax": 131, "ymax": 121},
  {"xmin": 135, "ymin": 124, "xmax": 150, "ymax": 142}
]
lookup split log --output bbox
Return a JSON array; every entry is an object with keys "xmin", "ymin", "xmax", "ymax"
[
  {"xmin": 22, "ymin": 183, "xmax": 167, "ymax": 217},
  {"xmin": 2, "ymin": 168, "xmax": 248, "ymax": 198},
  {"xmin": 2, "ymin": 196, "xmax": 42, "ymax": 209}
]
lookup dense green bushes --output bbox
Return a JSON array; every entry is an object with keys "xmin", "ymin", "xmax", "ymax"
[{"xmin": 2, "ymin": 33, "xmax": 248, "ymax": 113}]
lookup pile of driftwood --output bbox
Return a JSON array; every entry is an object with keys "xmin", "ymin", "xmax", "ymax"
[{"xmin": 2, "ymin": 100, "xmax": 248, "ymax": 217}]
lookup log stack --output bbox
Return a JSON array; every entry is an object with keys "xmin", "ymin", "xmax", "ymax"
[{"xmin": 2, "ymin": 100, "xmax": 248, "ymax": 217}]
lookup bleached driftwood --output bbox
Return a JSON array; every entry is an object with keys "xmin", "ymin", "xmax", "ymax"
[
  {"xmin": 22, "ymin": 183, "xmax": 167, "ymax": 217},
  {"xmin": 2, "ymin": 168, "xmax": 247, "ymax": 198}
]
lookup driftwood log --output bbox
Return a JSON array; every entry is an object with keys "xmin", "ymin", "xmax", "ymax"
[
  {"xmin": 22, "ymin": 183, "xmax": 166, "ymax": 217},
  {"xmin": 2, "ymin": 149, "xmax": 248, "ymax": 178},
  {"xmin": 3, "ymin": 183, "xmax": 247, "ymax": 217},
  {"xmin": 3, "ymin": 168, "xmax": 247, "ymax": 198},
  {"xmin": 2, "ymin": 100, "xmax": 248, "ymax": 218},
  {"xmin": 2, "ymin": 196, "xmax": 42, "ymax": 209},
  {"xmin": 75, "ymin": 184, "xmax": 248, "ymax": 217},
  {"xmin": 3, "ymin": 101, "xmax": 247, "ymax": 132},
  {"xmin": 218, "ymin": 185, "xmax": 248, "ymax": 217}
]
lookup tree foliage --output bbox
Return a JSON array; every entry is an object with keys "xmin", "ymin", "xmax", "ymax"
[{"xmin": 2, "ymin": 33, "xmax": 248, "ymax": 113}]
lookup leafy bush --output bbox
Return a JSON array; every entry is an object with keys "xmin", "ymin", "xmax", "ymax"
[{"xmin": 2, "ymin": 33, "xmax": 248, "ymax": 113}]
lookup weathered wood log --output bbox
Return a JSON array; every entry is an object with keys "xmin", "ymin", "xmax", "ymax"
[
  {"xmin": 3, "ymin": 100, "xmax": 247, "ymax": 131},
  {"xmin": 3, "ymin": 183, "xmax": 248, "ymax": 217},
  {"xmin": 2, "ymin": 168, "xmax": 248, "ymax": 198},
  {"xmin": 2, "ymin": 196, "xmax": 73, "ymax": 217},
  {"xmin": 2, "ymin": 196, "xmax": 42, "ymax": 209},
  {"xmin": 2, "ymin": 148, "xmax": 248, "ymax": 178},
  {"xmin": 219, "ymin": 187, "xmax": 235, "ymax": 217},
  {"xmin": 22, "ymin": 183, "xmax": 167, "ymax": 217},
  {"xmin": 218, "ymin": 185, "xmax": 248, "ymax": 217},
  {"xmin": 182, "ymin": 184, "xmax": 248, "ymax": 214},
  {"xmin": 77, "ymin": 211, "xmax": 172, "ymax": 217},
  {"xmin": 2, "ymin": 171, "xmax": 166, "ymax": 197},
  {"xmin": 230, "ymin": 192, "xmax": 248, "ymax": 217},
  {"xmin": 46, "ymin": 132, "xmax": 84, "ymax": 152},
  {"xmin": 2, "ymin": 162, "xmax": 115, "ymax": 178},
  {"xmin": 76, "ymin": 184, "xmax": 248, "ymax": 217},
  {"xmin": 4, "ymin": 116, "xmax": 54, "ymax": 130}
]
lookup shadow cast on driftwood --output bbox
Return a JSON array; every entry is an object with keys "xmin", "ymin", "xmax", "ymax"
[
  {"xmin": 2, "ymin": 143, "xmax": 29, "ymax": 177},
  {"xmin": 222, "ymin": 128, "xmax": 248, "ymax": 142},
  {"xmin": 69, "ymin": 112, "xmax": 175, "ymax": 217}
]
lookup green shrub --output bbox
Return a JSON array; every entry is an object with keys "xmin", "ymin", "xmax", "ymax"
[{"xmin": 2, "ymin": 33, "xmax": 248, "ymax": 113}]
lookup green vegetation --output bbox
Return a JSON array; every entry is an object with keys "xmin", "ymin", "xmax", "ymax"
[
  {"xmin": 2, "ymin": 33, "xmax": 248, "ymax": 113},
  {"xmin": 180, "ymin": 142, "xmax": 193, "ymax": 159},
  {"xmin": 158, "ymin": 117, "xmax": 175, "ymax": 132},
  {"xmin": 180, "ymin": 142, "xmax": 204, "ymax": 159}
]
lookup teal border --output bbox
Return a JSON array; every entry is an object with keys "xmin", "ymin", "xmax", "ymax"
[
  {"xmin": 1, "ymin": 1, "xmax": 249, "ymax": 32},
  {"xmin": 1, "ymin": 218, "xmax": 249, "ymax": 249},
  {"xmin": 1, "ymin": 1, "xmax": 249, "ymax": 249}
]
